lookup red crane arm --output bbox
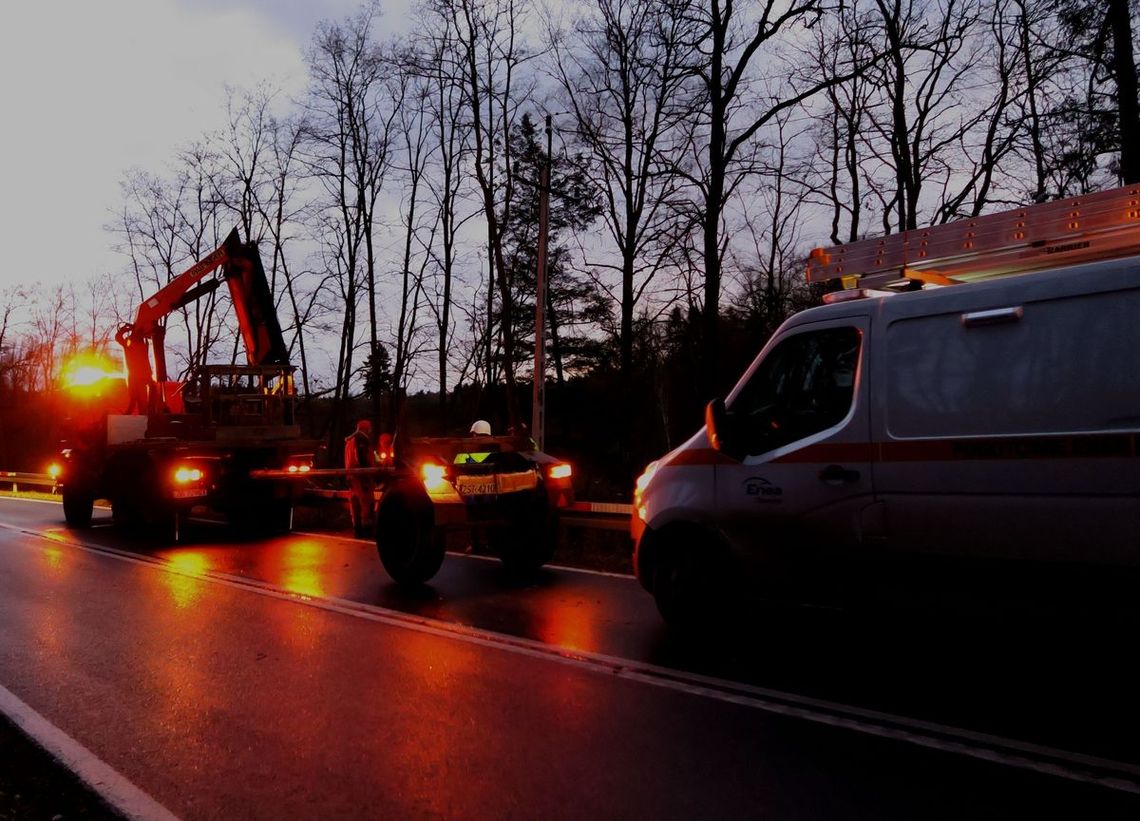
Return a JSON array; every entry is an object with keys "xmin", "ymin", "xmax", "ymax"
[{"xmin": 132, "ymin": 228, "xmax": 240, "ymax": 335}]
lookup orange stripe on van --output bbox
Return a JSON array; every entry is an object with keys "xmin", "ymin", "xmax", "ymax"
[
  {"xmin": 663, "ymin": 448, "xmax": 740, "ymax": 466},
  {"xmin": 769, "ymin": 433, "xmax": 1137, "ymax": 464}
]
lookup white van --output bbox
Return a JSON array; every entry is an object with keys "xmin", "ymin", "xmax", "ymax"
[{"xmin": 632, "ymin": 186, "xmax": 1140, "ymax": 623}]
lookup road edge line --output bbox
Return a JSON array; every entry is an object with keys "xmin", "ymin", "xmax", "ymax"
[
  {"xmin": 0, "ymin": 683, "xmax": 180, "ymax": 821},
  {"xmin": 7, "ymin": 519, "xmax": 1140, "ymax": 797}
]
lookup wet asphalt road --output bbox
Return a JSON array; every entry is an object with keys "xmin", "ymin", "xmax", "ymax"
[{"xmin": 1, "ymin": 496, "xmax": 1139, "ymax": 818}]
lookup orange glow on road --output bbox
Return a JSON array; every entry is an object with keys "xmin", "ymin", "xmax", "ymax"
[
  {"xmin": 164, "ymin": 551, "xmax": 211, "ymax": 609},
  {"xmin": 168, "ymin": 552, "xmax": 211, "ymax": 577},
  {"xmin": 280, "ymin": 540, "xmax": 326, "ymax": 598},
  {"xmin": 41, "ymin": 545, "xmax": 66, "ymax": 573},
  {"xmin": 535, "ymin": 601, "xmax": 599, "ymax": 654},
  {"xmin": 282, "ymin": 569, "xmax": 325, "ymax": 598}
]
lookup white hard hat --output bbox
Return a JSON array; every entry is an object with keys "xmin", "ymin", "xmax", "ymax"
[{"xmin": 470, "ymin": 419, "xmax": 491, "ymax": 436}]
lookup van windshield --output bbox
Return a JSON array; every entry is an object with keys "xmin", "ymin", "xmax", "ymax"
[{"xmin": 728, "ymin": 326, "xmax": 860, "ymax": 456}]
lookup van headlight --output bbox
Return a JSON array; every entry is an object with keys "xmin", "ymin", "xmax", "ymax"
[
  {"xmin": 635, "ymin": 461, "xmax": 659, "ymax": 496},
  {"xmin": 634, "ymin": 461, "xmax": 659, "ymax": 523}
]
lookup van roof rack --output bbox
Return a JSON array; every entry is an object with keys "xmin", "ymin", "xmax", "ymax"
[{"xmin": 806, "ymin": 184, "xmax": 1140, "ymax": 289}]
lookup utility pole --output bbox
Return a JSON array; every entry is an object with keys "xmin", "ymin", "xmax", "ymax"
[{"xmin": 532, "ymin": 114, "xmax": 552, "ymax": 450}]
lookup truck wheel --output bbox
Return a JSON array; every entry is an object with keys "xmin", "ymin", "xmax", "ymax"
[
  {"xmin": 376, "ymin": 498, "xmax": 445, "ymax": 585},
  {"xmin": 494, "ymin": 511, "xmax": 557, "ymax": 575},
  {"xmin": 62, "ymin": 486, "xmax": 95, "ymax": 529}
]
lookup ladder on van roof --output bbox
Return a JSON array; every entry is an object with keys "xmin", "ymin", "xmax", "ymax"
[{"xmin": 806, "ymin": 184, "xmax": 1140, "ymax": 289}]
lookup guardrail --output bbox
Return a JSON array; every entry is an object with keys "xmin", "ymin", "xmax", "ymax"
[
  {"xmin": 0, "ymin": 470, "xmax": 632, "ymax": 530},
  {"xmin": 0, "ymin": 471, "xmax": 56, "ymax": 493}
]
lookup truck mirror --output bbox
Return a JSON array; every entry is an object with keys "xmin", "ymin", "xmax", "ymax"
[{"xmin": 706, "ymin": 398, "xmax": 730, "ymax": 453}]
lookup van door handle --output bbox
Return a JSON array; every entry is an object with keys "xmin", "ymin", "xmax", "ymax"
[
  {"xmin": 961, "ymin": 306, "xmax": 1023, "ymax": 327},
  {"xmin": 819, "ymin": 464, "xmax": 861, "ymax": 484}
]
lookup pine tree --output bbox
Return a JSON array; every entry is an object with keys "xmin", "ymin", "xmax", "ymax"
[{"xmin": 499, "ymin": 114, "xmax": 607, "ymax": 385}]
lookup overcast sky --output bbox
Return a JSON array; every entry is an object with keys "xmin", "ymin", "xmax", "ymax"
[{"xmin": 0, "ymin": 0, "xmax": 405, "ymax": 294}]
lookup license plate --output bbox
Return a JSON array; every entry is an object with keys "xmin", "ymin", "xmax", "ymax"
[
  {"xmin": 456, "ymin": 478, "xmax": 497, "ymax": 496},
  {"xmin": 172, "ymin": 488, "xmax": 207, "ymax": 499}
]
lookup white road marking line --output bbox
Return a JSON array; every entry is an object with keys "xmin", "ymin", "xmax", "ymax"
[
  {"xmin": 0, "ymin": 496, "xmax": 110, "ymax": 509},
  {"xmin": 0, "ymin": 495, "xmax": 69, "ymax": 506},
  {"xmin": 292, "ymin": 527, "xmax": 636, "ymax": 578},
  {"xmin": 0, "ymin": 683, "xmax": 180, "ymax": 821},
  {"xmin": 4, "ymin": 499, "xmax": 637, "ymax": 578},
  {"xmin": 5, "ymin": 518, "xmax": 1140, "ymax": 796}
]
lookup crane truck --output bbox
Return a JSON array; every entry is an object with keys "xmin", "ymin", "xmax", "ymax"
[{"xmin": 56, "ymin": 229, "xmax": 315, "ymax": 539}]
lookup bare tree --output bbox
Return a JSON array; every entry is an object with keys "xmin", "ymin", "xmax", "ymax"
[
  {"xmin": 551, "ymin": 0, "xmax": 701, "ymax": 381},
  {"xmin": 0, "ymin": 286, "xmax": 30, "ymax": 396},
  {"xmin": 806, "ymin": 0, "xmax": 879, "ymax": 243},
  {"xmin": 255, "ymin": 110, "xmax": 324, "ymax": 402},
  {"xmin": 684, "ymin": 0, "xmax": 869, "ymax": 394},
  {"xmin": 1050, "ymin": 0, "xmax": 1140, "ymax": 186},
  {"xmin": 213, "ymin": 85, "xmax": 276, "ymax": 242},
  {"xmin": 389, "ymin": 57, "xmax": 434, "ymax": 430},
  {"xmin": 116, "ymin": 164, "xmax": 228, "ymax": 379},
  {"xmin": 867, "ymin": 0, "xmax": 984, "ymax": 231},
  {"xmin": 731, "ymin": 109, "xmax": 809, "ymax": 334},
  {"xmin": 430, "ymin": 0, "xmax": 536, "ymax": 428},
  {"xmin": 304, "ymin": 4, "xmax": 398, "ymax": 435},
  {"xmin": 1108, "ymin": 0, "xmax": 1140, "ymax": 184},
  {"xmin": 413, "ymin": 25, "xmax": 477, "ymax": 413}
]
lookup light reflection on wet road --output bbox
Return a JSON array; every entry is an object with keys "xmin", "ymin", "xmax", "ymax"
[{"xmin": 4, "ymin": 497, "xmax": 1140, "ymax": 790}]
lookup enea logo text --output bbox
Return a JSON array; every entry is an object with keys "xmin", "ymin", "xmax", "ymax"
[{"xmin": 743, "ymin": 476, "xmax": 783, "ymax": 503}]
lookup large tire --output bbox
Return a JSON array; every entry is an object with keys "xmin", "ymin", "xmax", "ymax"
[
  {"xmin": 111, "ymin": 472, "xmax": 177, "ymax": 542},
  {"xmin": 61, "ymin": 486, "xmax": 94, "ymax": 529},
  {"xmin": 494, "ymin": 508, "xmax": 557, "ymax": 575},
  {"xmin": 650, "ymin": 527, "xmax": 726, "ymax": 630},
  {"xmin": 376, "ymin": 497, "xmax": 445, "ymax": 585}
]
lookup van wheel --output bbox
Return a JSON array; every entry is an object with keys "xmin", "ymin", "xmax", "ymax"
[
  {"xmin": 376, "ymin": 497, "xmax": 445, "ymax": 585},
  {"xmin": 651, "ymin": 529, "xmax": 724, "ymax": 629}
]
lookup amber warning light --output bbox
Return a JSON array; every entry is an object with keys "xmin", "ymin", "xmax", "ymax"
[
  {"xmin": 60, "ymin": 352, "xmax": 125, "ymax": 394},
  {"xmin": 421, "ymin": 462, "xmax": 449, "ymax": 491}
]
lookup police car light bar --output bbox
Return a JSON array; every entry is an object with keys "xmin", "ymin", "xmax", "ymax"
[{"xmin": 806, "ymin": 184, "xmax": 1140, "ymax": 287}]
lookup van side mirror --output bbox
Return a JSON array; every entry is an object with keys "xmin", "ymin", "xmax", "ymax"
[{"xmin": 706, "ymin": 398, "xmax": 731, "ymax": 453}]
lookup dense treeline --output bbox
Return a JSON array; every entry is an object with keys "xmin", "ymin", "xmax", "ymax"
[{"xmin": 1, "ymin": 0, "xmax": 1137, "ymax": 494}]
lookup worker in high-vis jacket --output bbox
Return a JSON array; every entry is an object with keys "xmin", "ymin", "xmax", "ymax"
[{"xmin": 344, "ymin": 419, "xmax": 377, "ymax": 537}]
